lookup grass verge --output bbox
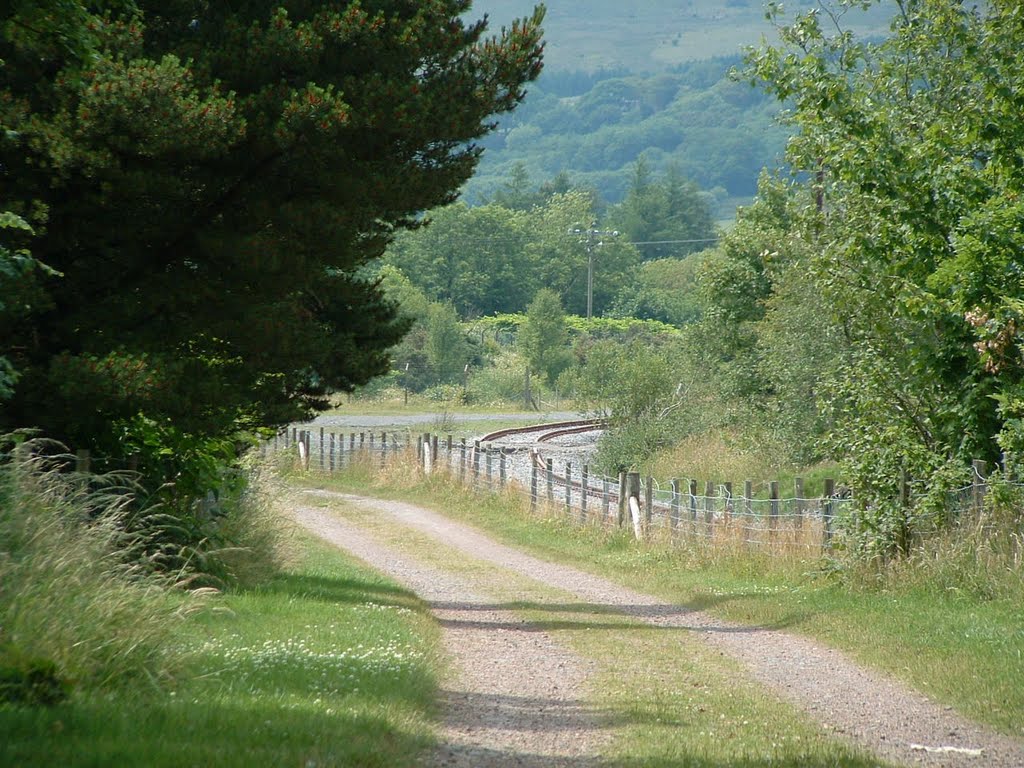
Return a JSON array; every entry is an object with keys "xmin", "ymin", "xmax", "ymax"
[
  {"xmin": 304, "ymin": 461, "xmax": 1024, "ymax": 738},
  {"xmin": 0, "ymin": 530, "xmax": 442, "ymax": 767}
]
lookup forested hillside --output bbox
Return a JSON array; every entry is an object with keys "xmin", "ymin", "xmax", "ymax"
[
  {"xmin": 465, "ymin": 59, "xmax": 789, "ymax": 209},
  {"xmin": 462, "ymin": 0, "xmax": 894, "ymax": 210}
]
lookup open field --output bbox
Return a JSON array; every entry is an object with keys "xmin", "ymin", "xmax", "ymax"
[{"xmin": 472, "ymin": 0, "xmax": 895, "ymax": 72}]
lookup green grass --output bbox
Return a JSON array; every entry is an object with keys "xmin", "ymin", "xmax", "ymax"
[
  {"xmin": 0, "ymin": 533, "xmax": 442, "ymax": 767},
  {"xmin": 309, "ymin": 465, "xmax": 1024, "ymax": 738},
  {"xmin": 305, "ymin": 486, "xmax": 888, "ymax": 766}
]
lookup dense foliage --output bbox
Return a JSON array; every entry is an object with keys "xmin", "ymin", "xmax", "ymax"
[
  {"xmin": 0, "ymin": 2, "xmax": 543, "ymax": 514},
  {"xmin": 621, "ymin": 0, "xmax": 1024, "ymax": 556},
  {"xmin": 384, "ymin": 163, "xmax": 714, "ymax": 319},
  {"xmin": 464, "ymin": 57, "xmax": 791, "ymax": 209}
]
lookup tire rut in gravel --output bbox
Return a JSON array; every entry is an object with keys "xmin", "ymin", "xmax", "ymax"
[
  {"xmin": 299, "ymin": 490, "xmax": 1024, "ymax": 768},
  {"xmin": 292, "ymin": 503, "xmax": 607, "ymax": 767}
]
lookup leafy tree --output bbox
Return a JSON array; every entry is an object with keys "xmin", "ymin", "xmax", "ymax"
[
  {"xmin": 527, "ymin": 190, "xmax": 639, "ymax": 316},
  {"xmin": 566, "ymin": 337, "xmax": 687, "ymax": 473},
  {"xmin": 519, "ymin": 288, "xmax": 570, "ymax": 386},
  {"xmin": 489, "ymin": 162, "xmax": 538, "ymax": 210},
  {"xmin": 741, "ymin": 0, "xmax": 1024, "ymax": 550},
  {"xmin": 0, "ymin": 212, "xmax": 44, "ymax": 401},
  {"xmin": 609, "ymin": 254, "xmax": 705, "ymax": 326},
  {"xmin": 385, "ymin": 201, "xmax": 534, "ymax": 316},
  {"xmin": 0, "ymin": 1, "xmax": 544, "ymax": 492}
]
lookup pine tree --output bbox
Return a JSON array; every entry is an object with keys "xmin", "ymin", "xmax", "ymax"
[{"xmin": 0, "ymin": 1, "xmax": 545, "ymax": 463}]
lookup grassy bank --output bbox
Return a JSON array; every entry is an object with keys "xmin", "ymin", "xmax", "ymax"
[
  {"xmin": 1, "ymin": 533, "xmax": 441, "ymax": 767},
  {"xmin": 0, "ymin": 447, "xmax": 442, "ymax": 768},
  {"xmin": 308, "ymin": 459, "xmax": 1024, "ymax": 738}
]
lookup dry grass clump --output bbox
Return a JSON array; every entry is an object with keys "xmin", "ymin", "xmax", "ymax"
[
  {"xmin": 647, "ymin": 431, "xmax": 779, "ymax": 483},
  {"xmin": 213, "ymin": 453, "xmax": 297, "ymax": 587}
]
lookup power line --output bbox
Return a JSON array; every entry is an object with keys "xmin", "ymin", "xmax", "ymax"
[
  {"xmin": 394, "ymin": 235, "xmax": 721, "ymax": 247},
  {"xmin": 630, "ymin": 237, "xmax": 720, "ymax": 245}
]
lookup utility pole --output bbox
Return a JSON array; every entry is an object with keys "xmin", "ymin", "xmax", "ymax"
[{"xmin": 570, "ymin": 221, "xmax": 619, "ymax": 319}]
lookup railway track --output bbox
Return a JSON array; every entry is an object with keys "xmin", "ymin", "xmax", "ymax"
[{"xmin": 477, "ymin": 418, "xmax": 616, "ymax": 502}]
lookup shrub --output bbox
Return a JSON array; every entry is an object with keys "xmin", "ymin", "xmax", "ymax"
[{"xmin": 467, "ymin": 349, "xmax": 530, "ymax": 405}]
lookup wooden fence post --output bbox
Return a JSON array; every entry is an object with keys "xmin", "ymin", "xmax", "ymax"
[
  {"xmin": 460, "ymin": 438, "xmax": 467, "ymax": 483},
  {"xmin": 499, "ymin": 451, "xmax": 507, "ymax": 488},
  {"xmin": 626, "ymin": 472, "xmax": 642, "ymax": 537},
  {"xmin": 794, "ymin": 476, "xmax": 805, "ymax": 531},
  {"xmin": 670, "ymin": 479, "xmax": 681, "ymax": 533},
  {"xmin": 581, "ymin": 465, "xmax": 589, "ymax": 523},
  {"xmin": 76, "ymin": 448, "xmax": 91, "ymax": 474},
  {"xmin": 823, "ymin": 478, "xmax": 836, "ymax": 548},
  {"xmin": 688, "ymin": 479, "xmax": 698, "ymax": 535},
  {"xmin": 530, "ymin": 459, "xmax": 538, "ymax": 512},
  {"xmin": 485, "ymin": 446, "xmax": 493, "ymax": 490},
  {"xmin": 769, "ymin": 481, "xmax": 780, "ymax": 539},
  {"xmin": 617, "ymin": 472, "xmax": 627, "ymax": 526},
  {"xmin": 473, "ymin": 441, "xmax": 481, "ymax": 483},
  {"xmin": 972, "ymin": 459, "xmax": 988, "ymax": 515},
  {"xmin": 723, "ymin": 481, "xmax": 733, "ymax": 526},
  {"xmin": 565, "ymin": 462, "xmax": 572, "ymax": 515},
  {"xmin": 546, "ymin": 458, "xmax": 554, "ymax": 505}
]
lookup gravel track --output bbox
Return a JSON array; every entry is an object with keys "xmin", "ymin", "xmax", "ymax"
[
  {"xmin": 293, "ymin": 490, "xmax": 1024, "ymax": 768},
  {"xmin": 293, "ymin": 502, "xmax": 607, "ymax": 767}
]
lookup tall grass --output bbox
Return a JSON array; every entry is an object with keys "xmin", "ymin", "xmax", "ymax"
[
  {"xmin": 209, "ymin": 453, "xmax": 295, "ymax": 588},
  {"xmin": 0, "ymin": 441, "xmax": 209, "ymax": 703}
]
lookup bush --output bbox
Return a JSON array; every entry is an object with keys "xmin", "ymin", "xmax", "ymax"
[{"xmin": 467, "ymin": 349, "xmax": 530, "ymax": 405}]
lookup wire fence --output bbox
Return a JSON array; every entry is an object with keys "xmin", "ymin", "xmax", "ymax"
[
  {"xmin": 269, "ymin": 427, "xmax": 877, "ymax": 556},
  {"xmin": 58, "ymin": 425, "xmax": 1015, "ymax": 560}
]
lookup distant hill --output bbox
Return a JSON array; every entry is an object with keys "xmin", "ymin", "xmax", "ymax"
[
  {"xmin": 471, "ymin": 0, "xmax": 893, "ymax": 73},
  {"xmin": 463, "ymin": 58, "xmax": 788, "ymax": 211},
  {"xmin": 463, "ymin": 1, "xmax": 895, "ymax": 211}
]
